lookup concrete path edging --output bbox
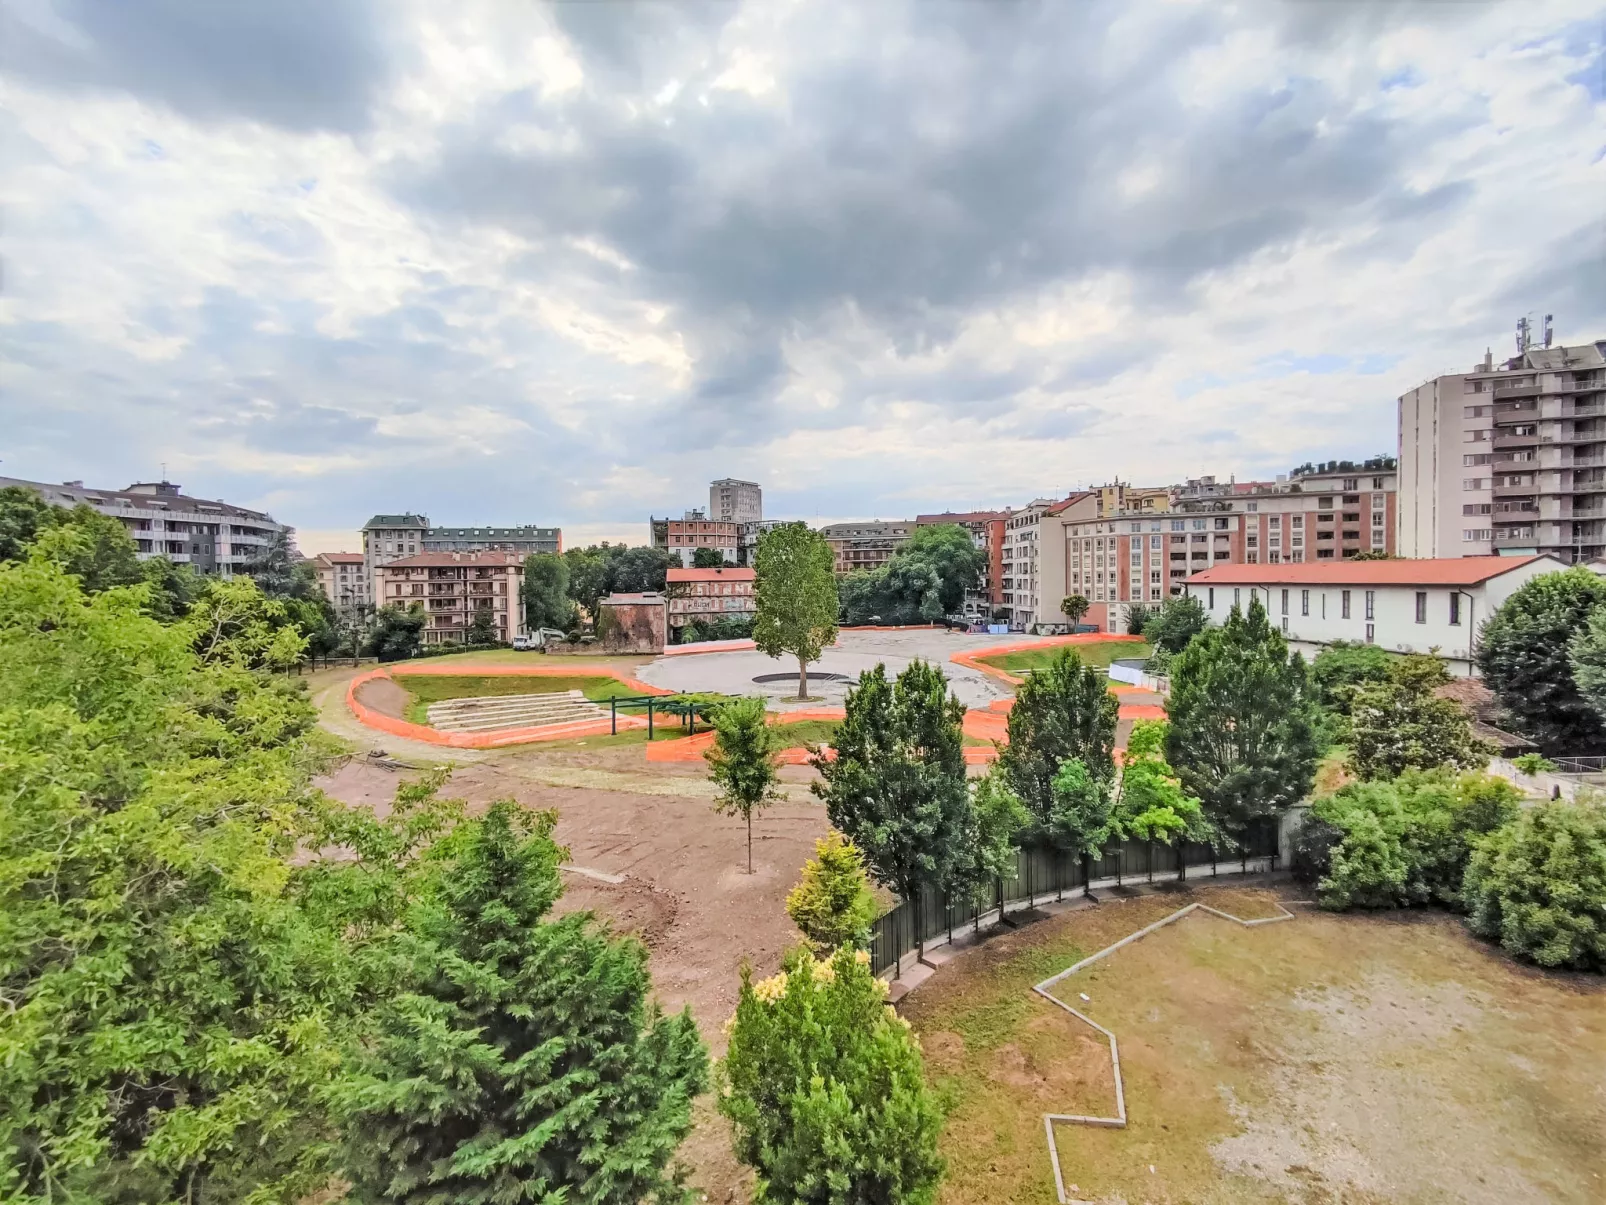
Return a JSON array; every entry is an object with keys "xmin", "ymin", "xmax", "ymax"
[{"xmin": 1032, "ymin": 899, "xmax": 1295, "ymax": 1205}]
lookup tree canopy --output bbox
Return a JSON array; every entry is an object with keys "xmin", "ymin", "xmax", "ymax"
[
  {"xmin": 999, "ymin": 648, "xmax": 1118, "ymax": 841},
  {"xmin": 522, "ymin": 551, "xmax": 576, "ymax": 631},
  {"xmin": 1347, "ymin": 653, "xmax": 1490, "ymax": 780},
  {"xmin": 836, "ymin": 524, "xmax": 984, "ymax": 625},
  {"xmin": 563, "ymin": 544, "xmax": 675, "ymax": 618},
  {"xmin": 1165, "ymin": 597, "xmax": 1318, "ymax": 846},
  {"xmin": 1477, "ymin": 567, "xmax": 1606, "ymax": 753},
  {"xmin": 1141, "ymin": 594, "xmax": 1207, "ymax": 655},
  {"xmin": 705, "ymin": 696, "xmax": 785, "ymax": 873},
  {"xmin": 753, "ymin": 525, "xmax": 839, "ymax": 700}
]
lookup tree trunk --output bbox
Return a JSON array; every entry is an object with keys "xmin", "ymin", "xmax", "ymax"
[
  {"xmin": 796, "ymin": 655, "xmax": 809, "ymax": 701},
  {"xmin": 747, "ymin": 811, "xmax": 753, "ymax": 874}
]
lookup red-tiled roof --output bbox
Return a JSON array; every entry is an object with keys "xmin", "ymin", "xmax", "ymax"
[
  {"xmin": 666, "ymin": 566, "xmax": 756, "ymax": 583},
  {"xmin": 381, "ymin": 551, "xmax": 524, "ymax": 568},
  {"xmin": 1044, "ymin": 491, "xmax": 1094, "ymax": 516},
  {"xmin": 916, "ymin": 510, "xmax": 1008, "ymax": 524},
  {"xmin": 316, "ymin": 552, "xmax": 365, "ymax": 564},
  {"xmin": 1187, "ymin": 555, "xmax": 1555, "ymax": 587}
]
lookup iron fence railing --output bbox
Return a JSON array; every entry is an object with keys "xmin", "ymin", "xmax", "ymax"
[{"xmin": 867, "ymin": 821, "xmax": 1280, "ymax": 978}]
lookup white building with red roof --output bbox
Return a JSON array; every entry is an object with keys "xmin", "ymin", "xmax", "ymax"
[{"xmin": 1186, "ymin": 555, "xmax": 1567, "ymax": 675}]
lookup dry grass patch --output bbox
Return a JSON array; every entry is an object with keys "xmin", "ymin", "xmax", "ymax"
[{"xmin": 903, "ymin": 888, "xmax": 1606, "ymax": 1205}]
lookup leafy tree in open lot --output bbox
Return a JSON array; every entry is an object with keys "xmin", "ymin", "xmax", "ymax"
[
  {"xmin": 1141, "ymin": 593, "xmax": 1206, "ymax": 655},
  {"xmin": 1477, "ymin": 566, "xmax": 1606, "ymax": 753},
  {"xmin": 522, "ymin": 550, "xmax": 576, "ymax": 631},
  {"xmin": 1059, "ymin": 594, "xmax": 1089, "ymax": 627},
  {"xmin": 1462, "ymin": 795, "xmax": 1606, "ymax": 972},
  {"xmin": 336, "ymin": 800, "xmax": 709, "ymax": 1205},
  {"xmin": 1309, "ymin": 639, "xmax": 1394, "ymax": 714},
  {"xmin": 754, "ymin": 524, "xmax": 839, "ymax": 701},
  {"xmin": 0, "ymin": 485, "xmax": 57, "ymax": 562},
  {"xmin": 0, "ymin": 552, "xmax": 348, "ymax": 1203},
  {"xmin": 706, "ymin": 696, "xmax": 785, "ymax": 874},
  {"xmin": 1302, "ymin": 770, "xmax": 1522, "ymax": 911},
  {"xmin": 562, "ymin": 543, "xmax": 676, "ymax": 618},
  {"xmin": 1165, "ymin": 598, "xmax": 1318, "ymax": 847},
  {"xmin": 1000, "ymin": 648, "xmax": 1117, "ymax": 840},
  {"xmin": 466, "ymin": 606, "xmax": 498, "ymax": 646},
  {"xmin": 900, "ymin": 523, "xmax": 985, "ymax": 617},
  {"xmin": 719, "ymin": 946, "xmax": 943, "ymax": 1205},
  {"xmin": 691, "ymin": 545, "xmax": 728, "ymax": 569},
  {"xmin": 786, "ymin": 833, "xmax": 877, "ymax": 952},
  {"xmin": 815, "ymin": 661, "xmax": 1008, "ymax": 906},
  {"xmin": 1112, "ymin": 719, "xmax": 1210, "ymax": 844},
  {"xmin": 364, "ymin": 602, "xmax": 427, "ymax": 661},
  {"xmin": 187, "ymin": 574, "xmax": 311, "ymax": 670},
  {"xmin": 1348, "ymin": 653, "xmax": 1491, "ymax": 780}
]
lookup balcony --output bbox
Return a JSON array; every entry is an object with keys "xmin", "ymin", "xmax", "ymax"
[{"xmin": 1492, "ymin": 379, "xmax": 1541, "ymax": 397}]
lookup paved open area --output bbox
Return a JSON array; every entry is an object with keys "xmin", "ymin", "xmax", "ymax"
[{"xmin": 637, "ymin": 627, "xmax": 1057, "ymax": 710}]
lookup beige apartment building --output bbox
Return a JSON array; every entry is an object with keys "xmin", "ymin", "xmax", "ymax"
[
  {"xmin": 374, "ymin": 550, "xmax": 526, "ymax": 647},
  {"xmin": 820, "ymin": 520, "xmax": 915, "ymax": 573},
  {"xmin": 1000, "ymin": 494, "xmax": 1098, "ymax": 630},
  {"xmin": 1399, "ymin": 336, "xmax": 1606, "ymax": 560},
  {"xmin": 313, "ymin": 552, "xmax": 369, "ymax": 613}
]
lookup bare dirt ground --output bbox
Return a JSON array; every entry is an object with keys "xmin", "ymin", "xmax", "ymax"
[
  {"xmin": 352, "ymin": 675, "xmax": 410, "ymax": 719},
  {"xmin": 901, "ymin": 886, "xmax": 1606, "ymax": 1205},
  {"xmin": 315, "ymin": 752, "xmax": 832, "ymax": 1203}
]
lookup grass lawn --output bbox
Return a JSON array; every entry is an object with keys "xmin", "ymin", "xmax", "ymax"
[
  {"xmin": 900, "ymin": 886, "xmax": 1605, "ymax": 1205},
  {"xmin": 392, "ymin": 673, "xmax": 653, "ymax": 724},
  {"xmin": 772, "ymin": 718, "xmax": 840, "ymax": 749},
  {"xmin": 978, "ymin": 640, "xmax": 1151, "ymax": 675}
]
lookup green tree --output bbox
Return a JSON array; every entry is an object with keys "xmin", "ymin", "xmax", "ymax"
[
  {"xmin": 1462, "ymin": 795, "xmax": 1606, "ymax": 971},
  {"xmin": 1477, "ymin": 566, "xmax": 1606, "ymax": 753},
  {"xmin": 705, "ymin": 697, "xmax": 785, "ymax": 873},
  {"xmin": 754, "ymin": 524, "xmax": 839, "ymax": 700},
  {"xmin": 364, "ymin": 602, "xmax": 427, "ymax": 661},
  {"xmin": 0, "ymin": 485, "xmax": 56, "ymax": 562},
  {"xmin": 899, "ymin": 524, "xmax": 985, "ymax": 617},
  {"xmin": 138, "ymin": 555, "xmax": 207, "ymax": 622},
  {"xmin": 186, "ymin": 574, "xmax": 310, "ymax": 669},
  {"xmin": 1165, "ymin": 598, "xmax": 1318, "ymax": 847},
  {"xmin": 336, "ymin": 800, "xmax": 709, "ymax": 1203},
  {"xmin": 1348, "ymin": 654, "xmax": 1491, "ymax": 779},
  {"xmin": 719, "ymin": 947, "xmax": 944, "ymax": 1205},
  {"xmin": 1309, "ymin": 639, "xmax": 1395, "ymax": 714},
  {"xmin": 1047, "ymin": 758, "xmax": 1114, "ymax": 858},
  {"xmin": 813, "ymin": 662, "xmax": 976, "ymax": 905},
  {"xmin": 691, "ymin": 546, "xmax": 728, "ymax": 569},
  {"xmin": 999, "ymin": 648, "xmax": 1118, "ymax": 841},
  {"xmin": 1567, "ymin": 602, "xmax": 1606, "ymax": 724},
  {"xmin": 465, "ymin": 606, "xmax": 497, "ymax": 646},
  {"xmin": 34, "ymin": 505, "xmax": 144, "ymax": 593},
  {"xmin": 1059, "ymin": 594, "xmax": 1089, "ymax": 627},
  {"xmin": 239, "ymin": 528, "xmax": 314, "ymax": 600},
  {"xmin": 785, "ymin": 833, "xmax": 877, "ymax": 951},
  {"xmin": 0, "ymin": 551, "xmax": 351, "ymax": 1203},
  {"xmin": 522, "ymin": 551, "xmax": 575, "ymax": 631},
  {"xmin": 1112, "ymin": 719, "xmax": 1210, "ymax": 844},
  {"xmin": 1141, "ymin": 594, "xmax": 1207, "ymax": 655},
  {"xmin": 1125, "ymin": 603, "xmax": 1154, "ymax": 635}
]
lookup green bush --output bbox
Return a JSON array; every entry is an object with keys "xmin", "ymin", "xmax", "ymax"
[
  {"xmin": 1463, "ymin": 797, "xmax": 1606, "ymax": 971},
  {"xmin": 1307, "ymin": 771, "xmax": 1522, "ymax": 910},
  {"xmin": 785, "ymin": 833, "xmax": 877, "ymax": 951},
  {"xmin": 719, "ymin": 946, "xmax": 944, "ymax": 1204},
  {"xmin": 1309, "ymin": 640, "xmax": 1393, "ymax": 713}
]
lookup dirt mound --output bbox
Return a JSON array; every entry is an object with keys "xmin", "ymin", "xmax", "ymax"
[{"xmin": 353, "ymin": 675, "xmax": 411, "ymax": 720}]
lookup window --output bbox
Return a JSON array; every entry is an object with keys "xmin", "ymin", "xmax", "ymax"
[
  {"xmin": 1291, "ymin": 515, "xmax": 1303, "ymax": 528},
  {"xmin": 1192, "ymin": 519, "xmax": 1206, "ymax": 530},
  {"xmin": 1342, "ymin": 589, "xmax": 1351, "ymax": 619},
  {"xmin": 1214, "ymin": 517, "xmax": 1230, "ymax": 530},
  {"xmin": 1372, "ymin": 493, "xmax": 1386, "ymax": 509},
  {"xmin": 1301, "ymin": 589, "xmax": 1310, "ymax": 616},
  {"xmin": 1365, "ymin": 590, "xmax": 1376, "ymax": 620},
  {"xmin": 1246, "ymin": 501, "xmax": 1258, "ymax": 512},
  {"xmin": 1269, "ymin": 516, "xmax": 1281, "ymax": 529},
  {"xmin": 1208, "ymin": 587, "xmax": 1215, "ymax": 609},
  {"xmin": 1463, "ymin": 454, "xmax": 1492, "ymax": 466},
  {"xmin": 1172, "ymin": 520, "xmax": 1186, "ymax": 531},
  {"xmin": 1233, "ymin": 588, "xmax": 1240, "ymax": 609},
  {"xmin": 1365, "ymin": 622, "xmax": 1375, "ymax": 644},
  {"xmin": 1319, "ymin": 497, "xmax": 1334, "ymax": 509},
  {"xmin": 1463, "ymin": 404, "xmax": 1489, "ymax": 417},
  {"xmin": 1247, "ymin": 535, "xmax": 1258, "ymax": 548},
  {"xmin": 1281, "ymin": 588, "xmax": 1289, "ymax": 615},
  {"xmin": 1465, "ymin": 430, "xmax": 1490, "ymax": 443},
  {"xmin": 1129, "ymin": 522, "xmax": 1143, "ymax": 533},
  {"xmin": 1464, "ymin": 528, "xmax": 1493, "ymax": 541},
  {"xmin": 1372, "ymin": 476, "xmax": 1386, "ymax": 488},
  {"xmin": 1461, "ymin": 478, "xmax": 1487, "ymax": 491},
  {"xmin": 1449, "ymin": 593, "xmax": 1462, "ymax": 626},
  {"xmin": 1415, "ymin": 591, "xmax": 1427, "ymax": 623},
  {"xmin": 1343, "ymin": 477, "xmax": 1358, "ymax": 490}
]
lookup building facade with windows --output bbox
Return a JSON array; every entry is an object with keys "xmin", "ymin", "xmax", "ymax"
[
  {"xmin": 709, "ymin": 478, "xmax": 763, "ymax": 524},
  {"xmin": 422, "ymin": 526, "xmax": 561, "ymax": 556},
  {"xmin": 999, "ymin": 494, "xmax": 1097, "ymax": 631},
  {"xmin": 1173, "ymin": 464, "xmax": 1397, "ymax": 566},
  {"xmin": 1185, "ymin": 555, "xmax": 1563, "ymax": 676},
  {"xmin": 374, "ymin": 550, "xmax": 526, "ymax": 647},
  {"xmin": 1398, "ymin": 338, "xmax": 1606, "ymax": 560},
  {"xmin": 665, "ymin": 565, "xmax": 757, "ymax": 634},
  {"xmin": 651, "ymin": 511, "xmax": 740, "ymax": 566},
  {"xmin": 313, "ymin": 552, "xmax": 370, "ymax": 613},
  {"xmin": 0, "ymin": 475, "xmax": 281, "ymax": 574},
  {"xmin": 820, "ymin": 520, "xmax": 915, "ymax": 574}
]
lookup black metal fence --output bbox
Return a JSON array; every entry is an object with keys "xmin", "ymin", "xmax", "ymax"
[{"xmin": 867, "ymin": 820, "xmax": 1280, "ymax": 977}]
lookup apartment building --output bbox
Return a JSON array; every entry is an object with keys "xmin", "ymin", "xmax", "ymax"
[
  {"xmin": 1000, "ymin": 494, "xmax": 1098, "ymax": 630},
  {"xmin": 665, "ymin": 565, "xmax": 757, "ymax": 635},
  {"xmin": 1399, "ymin": 336, "xmax": 1606, "ymax": 560},
  {"xmin": 1186, "ymin": 555, "xmax": 1563, "ymax": 676},
  {"xmin": 423, "ymin": 525, "xmax": 560, "ymax": 556},
  {"xmin": 709, "ymin": 478, "xmax": 763, "ymax": 524},
  {"xmin": 313, "ymin": 552, "xmax": 370, "ymax": 613},
  {"xmin": 651, "ymin": 510, "xmax": 739, "ymax": 566},
  {"xmin": 362, "ymin": 514, "xmax": 429, "ymax": 599},
  {"xmin": 916, "ymin": 510, "xmax": 1008, "ymax": 617},
  {"xmin": 1173, "ymin": 463, "xmax": 1397, "ymax": 564},
  {"xmin": 737, "ymin": 518, "xmax": 792, "ymax": 566},
  {"xmin": 820, "ymin": 520, "xmax": 915, "ymax": 573},
  {"xmin": 374, "ymin": 550, "xmax": 525, "ymax": 647},
  {"xmin": 0, "ymin": 475, "xmax": 281, "ymax": 574},
  {"xmin": 1094, "ymin": 481, "xmax": 1172, "ymax": 517}
]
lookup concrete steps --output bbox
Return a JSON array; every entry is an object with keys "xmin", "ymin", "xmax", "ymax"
[{"xmin": 426, "ymin": 690, "xmax": 608, "ymax": 734}]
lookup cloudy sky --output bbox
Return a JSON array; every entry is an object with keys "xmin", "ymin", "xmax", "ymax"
[{"xmin": 3, "ymin": 0, "xmax": 1602, "ymax": 553}]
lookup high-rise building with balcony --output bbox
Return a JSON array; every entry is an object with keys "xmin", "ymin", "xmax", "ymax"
[
  {"xmin": 1399, "ymin": 336, "xmax": 1606, "ymax": 560},
  {"xmin": 0, "ymin": 475, "xmax": 282, "ymax": 574},
  {"xmin": 709, "ymin": 478, "xmax": 762, "ymax": 523},
  {"xmin": 374, "ymin": 550, "xmax": 526, "ymax": 646}
]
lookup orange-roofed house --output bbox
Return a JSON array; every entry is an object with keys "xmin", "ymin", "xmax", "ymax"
[
  {"xmin": 665, "ymin": 565, "xmax": 757, "ymax": 637},
  {"xmin": 1185, "ymin": 555, "xmax": 1567, "ymax": 675}
]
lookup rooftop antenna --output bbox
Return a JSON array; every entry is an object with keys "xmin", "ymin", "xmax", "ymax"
[
  {"xmin": 1543, "ymin": 314, "xmax": 1554, "ymax": 349},
  {"xmin": 160, "ymin": 461, "xmax": 168, "ymax": 482},
  {"xmin": 1516, "ymin": 316, "xmax": 1531, "ymax": 357}
]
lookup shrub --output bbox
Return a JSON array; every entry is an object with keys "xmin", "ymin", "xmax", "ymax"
[
  {"xmin": 1309, "ymin": 640, "xmax": 1393, "ymax": 713},
  {"xmin": 719, "ymin": 947, "xmax": 944, "ymax": 1204},
  {"xmin": 1463, "ymin": 797, "xmax": 1606, "ymax": 971},
  {"xmin": 786, "ymin": 833, "xmax": 877, "ymax": 951},
  {"xmin": 1348, "ymin": 653, "xmax": 1490, "ymax": 780},
  {"xmin": 1512, "ymin": 752, "xmax": 1557, "ymax": 776},
  {"xmin": 1309, "ymin": 771, "xmax": 1522, "ymax": 911}
]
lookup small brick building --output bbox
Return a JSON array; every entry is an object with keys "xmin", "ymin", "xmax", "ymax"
[{"xmin": 596, "ymin": 591, "xmax": 668, "ymax": 653}]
